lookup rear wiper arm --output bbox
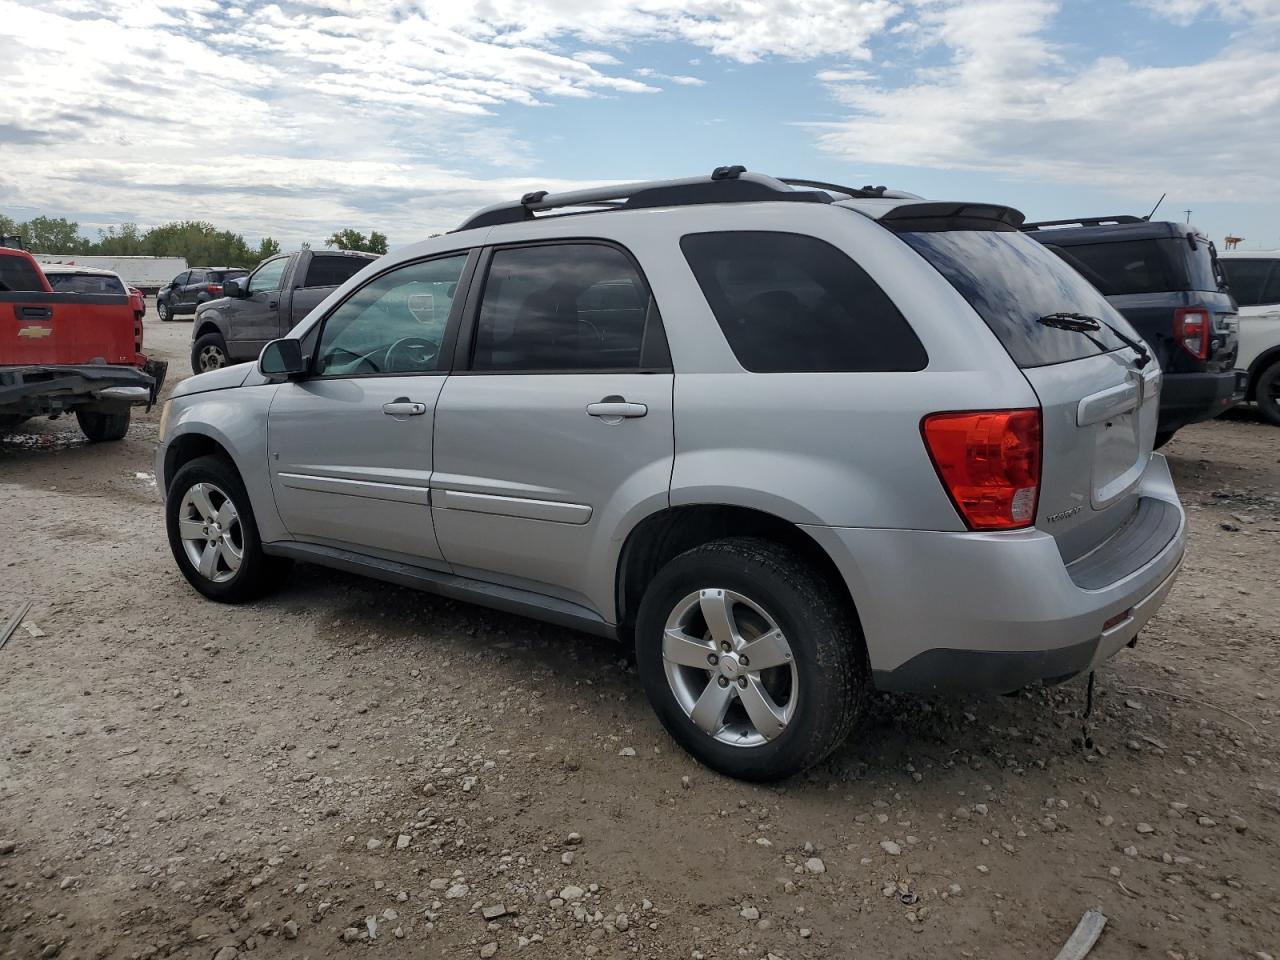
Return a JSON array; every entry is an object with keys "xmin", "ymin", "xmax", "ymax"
[{"xmin": 1038, "ymin": 312, "xmax": 1152, "ymax": 369}]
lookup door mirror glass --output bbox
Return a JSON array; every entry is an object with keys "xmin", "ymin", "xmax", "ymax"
[
  {"xmin": 259, "ymin": 338, "xmax": 306, "ymax": 378},
  {"xmin": 223, "ymin": 278, "xmax": 244, "ymax": 298}
]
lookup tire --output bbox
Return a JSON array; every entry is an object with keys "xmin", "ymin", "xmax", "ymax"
[
  {"xmin": 165, "ymin": 454, "xmax": 291, "ymax": 603},
  {"xmin": 76, "ymin": 409, "xmax": 130, "ymax": 442},
  {"xmin": 1256, "ymin": 360, "xmax": 1280, "ymax": 427},
  {"xmin": 192, "ymin": 332, "xmax": 229, "ymax": 375},
  {"xmin": 635, "ymin": 537, "xmax": 867, "ymax": 781},
  {"xmin": 1153, "ymin": 430, "xmax": 1175, "ymax": 450},
  {"xmin": 157, "ymin": 299, "xmax": 171, "ymax": 322}
]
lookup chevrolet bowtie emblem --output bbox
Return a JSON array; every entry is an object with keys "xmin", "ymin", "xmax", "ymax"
[{"xmin": 17, "ymin": 326, "xmax": 53, "ymax": 338}]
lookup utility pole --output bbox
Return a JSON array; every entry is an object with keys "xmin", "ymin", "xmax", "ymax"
[{"xmin": 1184, "ymin": 209, "xmax": 1192, "ymax": 223}]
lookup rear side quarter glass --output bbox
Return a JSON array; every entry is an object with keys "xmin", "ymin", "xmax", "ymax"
[
  {"xmin": 678, "ymin": 230, "xmax": 927, "ymax": 373},
  {"xmin": 0, "ymin": 255, "xmax": 46, "ymax": 291},
  {"xmin": 304, "ymin": 256, "xmax": 371, "ymax": 288}
]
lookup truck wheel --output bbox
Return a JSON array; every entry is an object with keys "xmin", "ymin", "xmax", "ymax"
[
  {"xmin": 157, "ymin": 299, "xmax": 171, "ymax": 322},
  {"xmin": 76, "ymin": 409, "xmax": 130, "ymax": 442},
  {"xmin": 166, "ymin": 454, "xmax": 291, "ymax": 603},
  {"xmin": 634, "ymin": 537, "xmax": 868, "ymax": 781},
  {"xmin": 1256, "ymin": 360, "xmax": 1280, "ymax": 427},
  {"xmin": 192, "ymin": 332, "xmax": 229, "ymax": 375}
]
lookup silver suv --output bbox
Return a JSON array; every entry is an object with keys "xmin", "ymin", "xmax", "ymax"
[{"xmin": 157, "ymin": 169, "xmax": 1186, "ymax": 781}]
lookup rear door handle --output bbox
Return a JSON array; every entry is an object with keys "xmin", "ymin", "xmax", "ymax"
[
  {"xmin": 19, "ymin": 305, "xmax": 53, "ymax": 320},
  {"xmin": 382, "ymin": 399, "xmax": 426, "ymax": 417},
  {"xmin": 587, "ymin": 398, "xmax": 647, "ymax": 420}
]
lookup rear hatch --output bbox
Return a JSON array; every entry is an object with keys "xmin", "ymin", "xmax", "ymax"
[{"xmin": 901, "ymin": 229, "xmax": 1161, "ymax": 561}]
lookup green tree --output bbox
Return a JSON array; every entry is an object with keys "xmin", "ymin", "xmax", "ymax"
[
  {"xmin": 327, "ymin": 228, "xmax": 387, "ymax": 254},
  {"xmin": 93, "ymin": 222, "xmax": 147, "ymax": 256},
  {"xmin": 22, "ymin": 216, "xmax": 86, "ymax": 254}
]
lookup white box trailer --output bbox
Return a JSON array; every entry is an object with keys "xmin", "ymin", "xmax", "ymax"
[{"xmin": 32, "ymin": 255, "xmax": 187, "ymax": 292}]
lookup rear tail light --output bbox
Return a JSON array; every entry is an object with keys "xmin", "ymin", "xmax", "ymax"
[
  {"xmin": 207, "ymin": 283, "xmax": 223, "ymax": 295},
  {"xmin": 134, "ymin": 318, "xmax": 143, "ymax": 352},
  {"xmin": 1174, "ymin": 307, "xmax": 1211, "ymax": 360},
  {"xmin": 921, "ymin": 408, "xmax": 1042, "ymax": 531}
]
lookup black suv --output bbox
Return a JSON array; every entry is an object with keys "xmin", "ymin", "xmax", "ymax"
[
  {"xmin": 1025, "ymin": 216, "xmax": 1242, "ymax": 447},
  {"xmin": 157, "ymin": 267, "xmax": 248, "ymax": 321}
]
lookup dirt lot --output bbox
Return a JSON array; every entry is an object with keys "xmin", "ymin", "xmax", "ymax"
[{"xmin": 2, "ymin": 310, "xmax": 1278, "ymax": 960}]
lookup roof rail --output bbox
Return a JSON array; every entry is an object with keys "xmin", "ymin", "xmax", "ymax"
[
  {"xmin": 779, "ymin": 178, "xmax": 923, "ymax": 201},
  {"xmin": 455, "ymin": 166, "xmax": 832, "ymax": 232},
  {"xmin": 1020, "ymin": 215, "xmax": 1144, "ymax": 231}
]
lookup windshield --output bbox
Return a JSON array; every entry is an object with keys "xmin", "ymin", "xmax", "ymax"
[{"xmin": 901, "ymin": 230, "xmax": 1138, "ymax": 368}]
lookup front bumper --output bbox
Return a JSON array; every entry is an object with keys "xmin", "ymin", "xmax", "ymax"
[
  {"xmin": 801, "ymin": 455, "xmax": 1186, "ymax": 695},
  {"xmin": 1158, "ymin": 369, "xmax": 1247, "ymax": 434}
]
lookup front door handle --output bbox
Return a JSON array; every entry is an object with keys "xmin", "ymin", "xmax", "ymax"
[
  {"xmin": 382, "ymin": 399, "xmax": 426, "ymax": 417},
  {"xmin": 587, "ymin": 397, "xmax": 647, "ymax": 420}
]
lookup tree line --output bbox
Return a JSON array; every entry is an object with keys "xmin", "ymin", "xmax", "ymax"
[{"xmin": 0, "ymin": 213, "xmax": 391, "ymax": 266}]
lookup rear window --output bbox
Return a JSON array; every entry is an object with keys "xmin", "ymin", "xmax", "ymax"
[
  {"xmin": 679, "ymin": 231, "xmax": 927, "ymax": 373},
  {"xmin": 0, "ymin": 254, "xmax": 45, "ymax": 292},
  {"xmin": 305, "ymin": 256, "xmax": 369, "ymax": 289},
  {"xmin": 902, "ymin": 230, "xmax": 1133, "ymax": 368},
  {"xmin": 45, "ymin": 273, "xmax": 126, "ymax": 295},
  {"xmin": 1221, "ymin": 258, "xmax": 1280, "ymax": 307},
  {"xmin": 1043, "ymin": 239, "xmax": 1174, "ymax": 295}
]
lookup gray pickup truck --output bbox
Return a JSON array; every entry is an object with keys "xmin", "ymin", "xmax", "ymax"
[{"xmin": 191, "ymin": 249, "xmax": 378, "ymax": 374}]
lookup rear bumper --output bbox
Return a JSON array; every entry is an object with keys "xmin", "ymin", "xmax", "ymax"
[
  {"xmin": 0, "ymin": 364, "xmax": 159, "ymax": 415},
  {"xmin": 1158, "ymin": 369, "xmax": 1247, "ymax": 434},
  {"xmin": 801, "ymin": 455, "xmax": 1186, "ymax": 695}
]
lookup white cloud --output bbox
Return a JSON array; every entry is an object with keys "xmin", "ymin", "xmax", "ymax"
[{"xmin": 809, "ymin": 0, "xmax": 1280, "ymax": 200}]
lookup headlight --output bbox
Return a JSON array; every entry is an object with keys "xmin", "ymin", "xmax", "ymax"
[{"xmin": 158, "ymin": 400, "xmax": 172, "ymax": 442}]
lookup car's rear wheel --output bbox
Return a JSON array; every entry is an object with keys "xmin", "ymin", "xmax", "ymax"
[
  {"xmin": 192, "ymin": 332, "xmax": 229, "ymax": 375},
  {"xmin": 76, "ymin": 409, "xmax": 130, "ymax": 442},
  {"xmin": 635, "ymin": 537, "xmax": 867, "ymax": 781},
  {"xmin": 1256, "ymin": 359, "xmax": 1280, "ymax": 427},
  {"xmin": 165, "ymin": 454, "xmax": 290, "ymax": 603},
  {"xmin": 157, "ymin": 299, "xmax": 171, "ymax": 322}
]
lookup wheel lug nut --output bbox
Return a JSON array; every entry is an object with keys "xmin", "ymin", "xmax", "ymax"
[
  {"xmin": 720, "ymin": 641, "xmax": 731, "ymax": 652},
  {"xmin": 739, "ymin": 656, "xmax": 749, "ymax": 667},
  {"xmin": 737, "ymin": 677, "xmax": 748, "ymax": 688},
  {"xmin": 717, "ymin": 676, "xmax": 729, "ymax": 688},
  {"xmin": 707, "ymin": 653, "xmax": 719, "ymax": 666}
]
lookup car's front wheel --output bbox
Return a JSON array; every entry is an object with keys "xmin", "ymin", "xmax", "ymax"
[
  {"xmin": 635, "ymin": 537, "xmax": 867, "ymax": 781},
  {"xmin": 157, "ymin": 298, "xmax": 171, "ymax": 322},
  {"xmin": 165, "ymin": 455, "xmax": 290, "ymax": 603},
  {"xmin": 76, "ymin": 409, "xmax": 130, "ymax": 442},
  {"xmin": 191, "ymin": 332, "xmax": 229, "ymax": 375}
]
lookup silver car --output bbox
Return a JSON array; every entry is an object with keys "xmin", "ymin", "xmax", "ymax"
[{"xmin": 157, "ymin": 170, "xmax": 1185, "ymax": 781}]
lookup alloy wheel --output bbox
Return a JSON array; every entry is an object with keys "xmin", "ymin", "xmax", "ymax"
[
  {"xmin": 198, "ymin": 344, "xmax": 226, "ymax": 372},
  {"xmin": 662, "ymin": 588, "xmax": 798, "ymax": 747},
  {"xmin": 177, "ymin": 481, "xmax": 243, "ymax": 583}
]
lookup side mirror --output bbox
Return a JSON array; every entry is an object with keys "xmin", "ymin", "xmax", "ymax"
[
  {"xmin": 259, "ymin": 338, "xmax": 306, "ymax": 380},
  {"xmin": 223, "ymin": 278, "xmax": 244, "ymax": 298}
]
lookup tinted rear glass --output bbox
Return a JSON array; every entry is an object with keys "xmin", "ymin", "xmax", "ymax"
[
  {"xmin": 1221, "ymin": 258, "xmax": 1280, "ymax": 307},
  {"xmin": 210, "ymin": 269, "xmax": 247, "ymax": 282},
  {"xmin": 45, "ymin": 273, "xmax": 127, "ymax": 295},
  {"xmin": 0, "ymin": 254, "xmax": 46, "ymax": 292},
  {"xmin": 1042, "ymin": 239, "xmax": 1174, "ymax": 295},
  {"xmin": 305, "ymin": 256, "xmax": 369, "ymax": 288},
  {"xmin": 680, "ymin": 231, "xmax": 927, "ymax": 373},
  {"xmin": 902, "ymin": 230, "xmax": 1132, "ymax": 368},
  {"xmin": 1183, "ymin": 238, "xmax": 1223, "ymax": 293}
]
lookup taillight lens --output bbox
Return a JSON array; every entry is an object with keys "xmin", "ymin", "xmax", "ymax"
[
  {"xmin": 921, "ymin": 409, "xmax": 1042, "ymax": 531},
  {"xmin": 207, "ymin": 283, "xmax": 223, "ymax": 295},
  {"xmin": 1174, "ymin": 307, "xmax": 1210, "ymax": 360}
]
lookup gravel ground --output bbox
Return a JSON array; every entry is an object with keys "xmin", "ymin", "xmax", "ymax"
[{"xmin": 1, "ymin": 310, "xmax": 1277, "ymax": 960}]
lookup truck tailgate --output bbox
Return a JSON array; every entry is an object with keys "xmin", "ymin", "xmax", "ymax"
[{"xmin": 0, "ymin": 292, "xmax": 139, "ymax": 366}]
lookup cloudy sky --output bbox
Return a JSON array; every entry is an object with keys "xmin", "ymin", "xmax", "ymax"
[{"xmin": 1, "ymin": 0, "xmax": 1278, "ymax": 250}]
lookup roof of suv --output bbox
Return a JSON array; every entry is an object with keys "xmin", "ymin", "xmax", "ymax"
[
  {"xmin": 1021, "ymin": 217, "xmax": 1206, "ymax": 245},
  {"xmin": 453, "ymin": 167, "xmax": 1026, "ymax": 236}
]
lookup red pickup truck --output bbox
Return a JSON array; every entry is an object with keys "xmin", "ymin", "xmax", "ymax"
[{"xmin": 1, "ymin": 246, "xmax": 167, "ymax": 441}]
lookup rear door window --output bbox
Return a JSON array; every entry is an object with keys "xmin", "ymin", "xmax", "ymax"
[
  {"xmin": 188, "ymin": 270, "xmax": 206, "ymax": 286},
  {"xmin": 305, "ymin": 255, "xmax": 369, "ymax": 288},
  {"xmin": 680, "ymin": 231, "xmax": 927, "ymax": 373},
  {"xmin": 1221, "ymin": 258, "xmax": 1280, "ymax": 306},
  {"xmin": 471, "ymin": 243, "xmax": 658, "ymax": 372},
  {"xmin": 903, "ymin": 230, "xmax": 1133, "ymax": 368}
]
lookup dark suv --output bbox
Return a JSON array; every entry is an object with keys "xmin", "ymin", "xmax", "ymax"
[
  {"xmin": 1025, "ymin": 216, "xmax": 1242, "ymax": 447},
  {"xmin": 158, "ymin": 267, "xmax": 248, "ymax": 321}
]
